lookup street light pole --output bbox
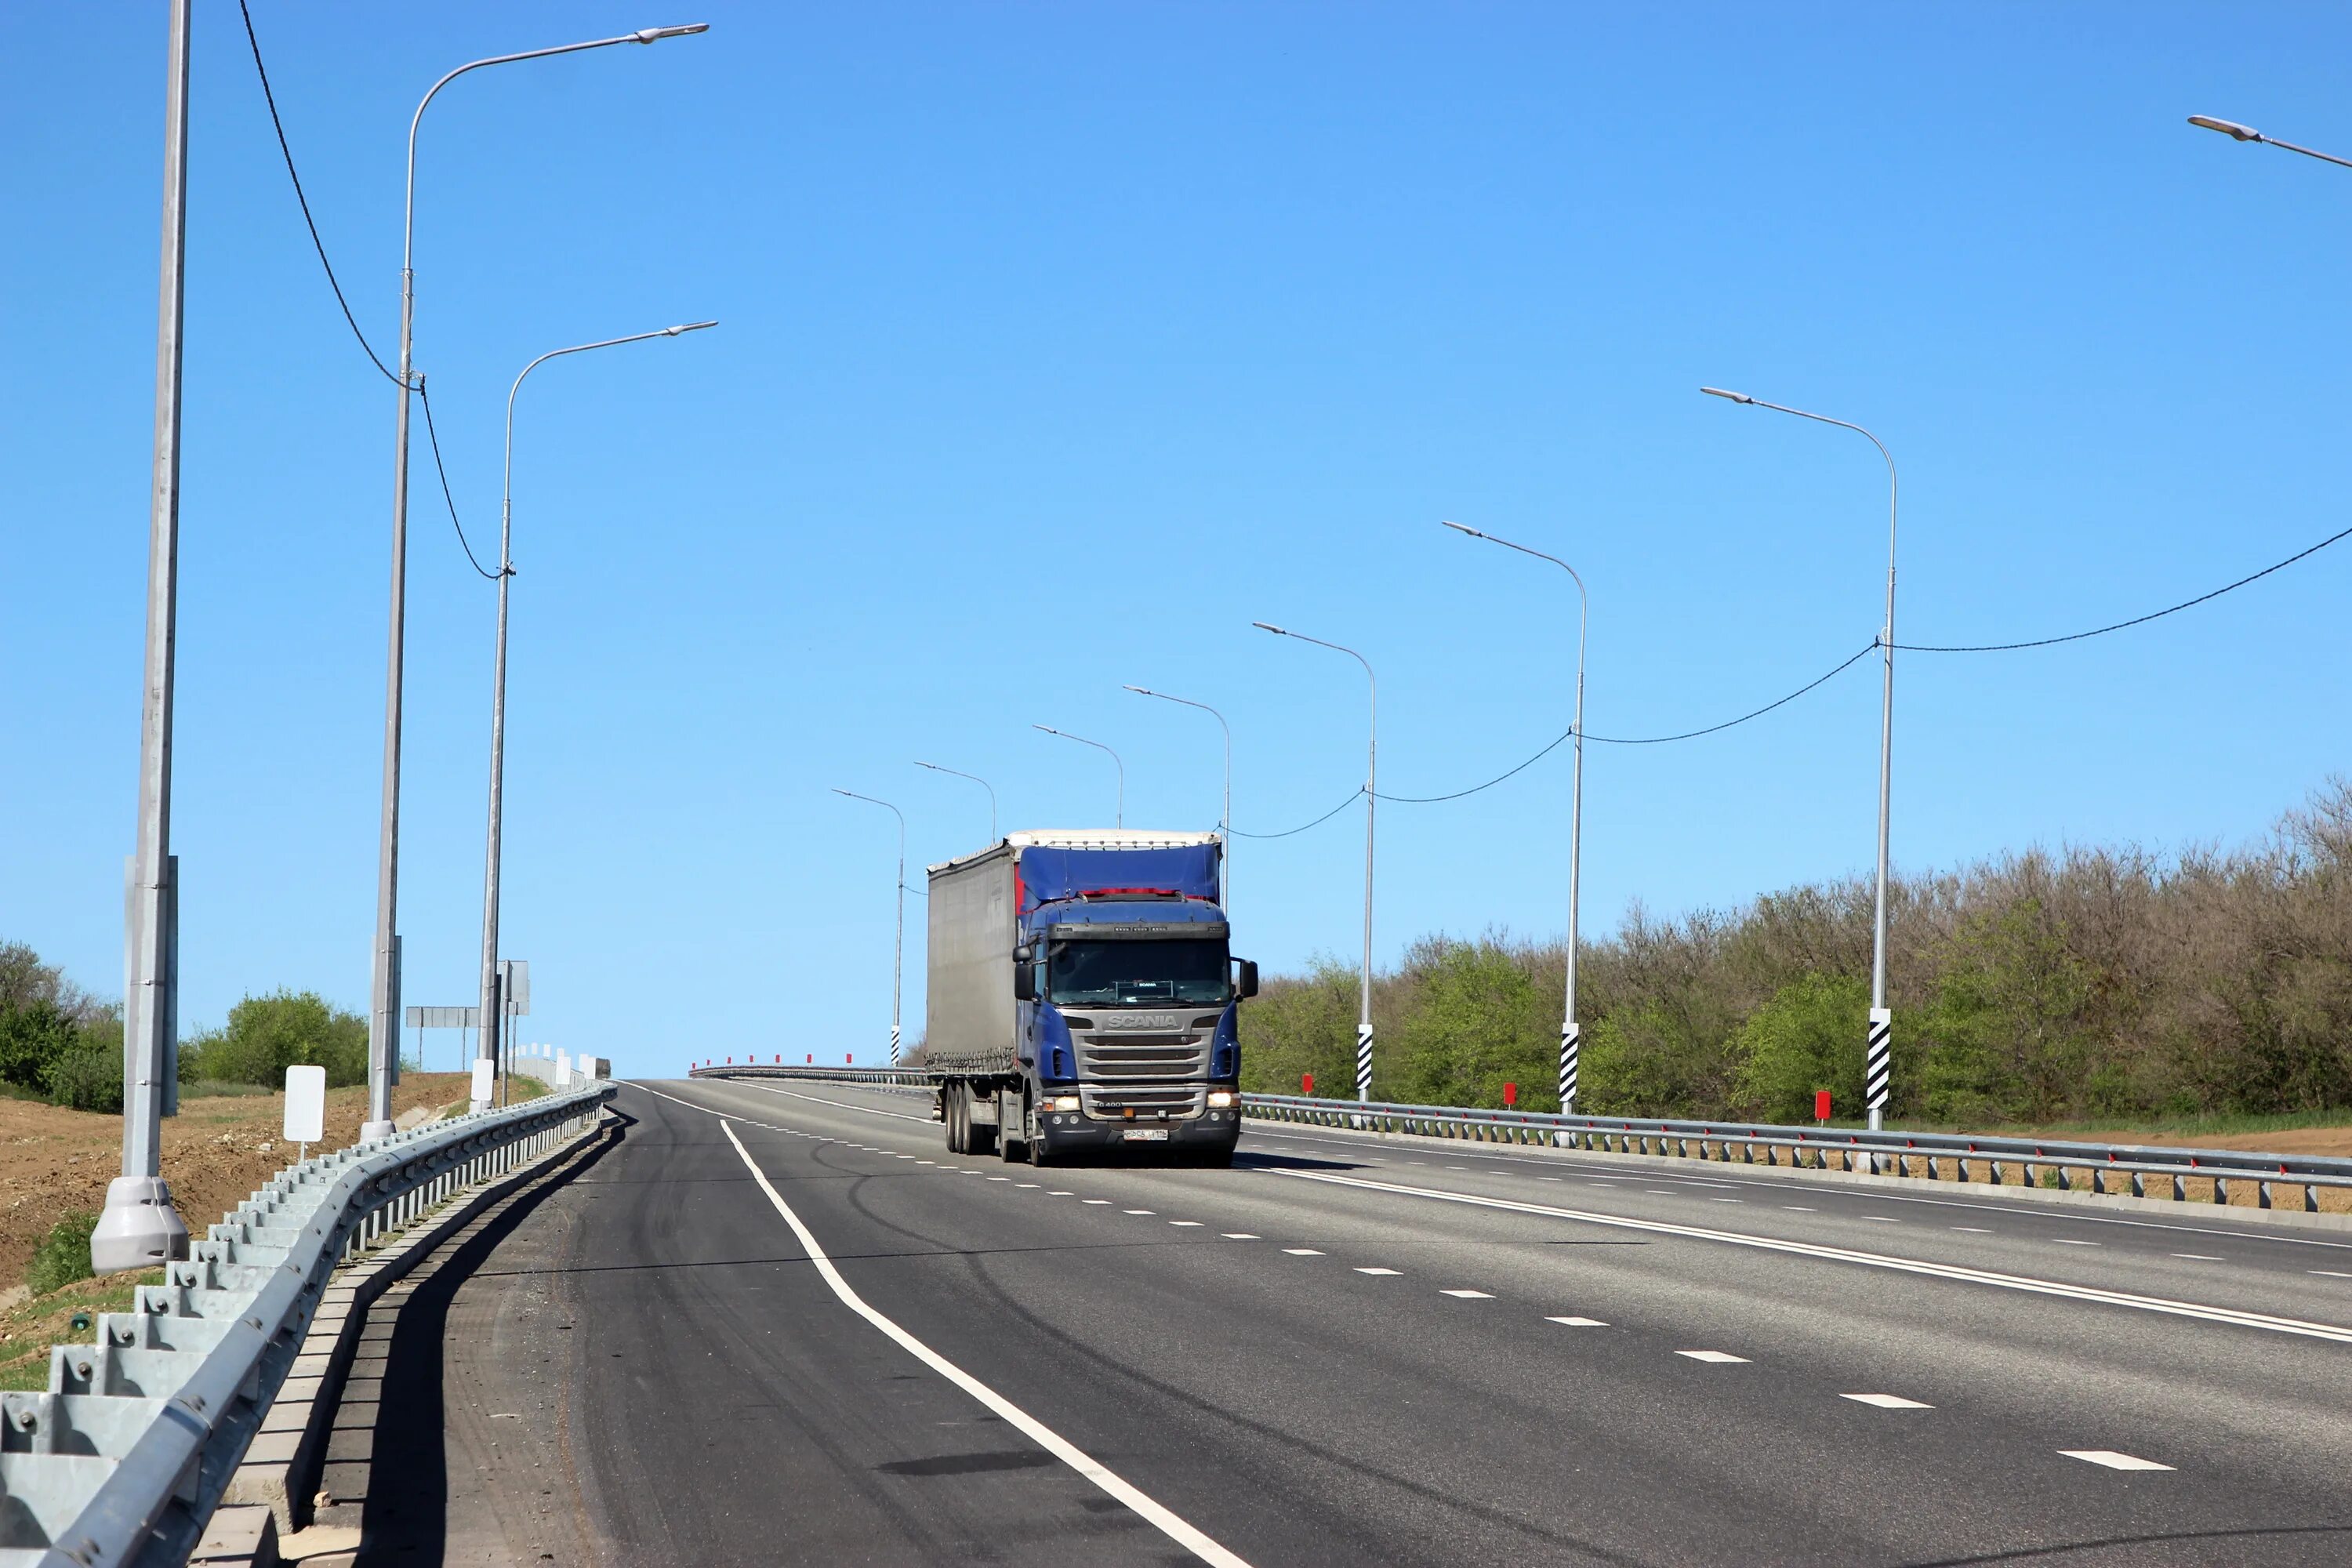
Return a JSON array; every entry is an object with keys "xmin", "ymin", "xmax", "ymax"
[
  {"xmin": 832, "ymin": 789, "xmax": 906, "ymax": 1064},
  {"xmin": 914, "ymin": 760, "xmax": 998, "ymax": 842},
  {"xmin": 365, "ymin": 21, "xmax": 709, "ymax": 1143},
  {"xmin": 1442, "ymin": 522, "xmax": 1588, "ymax": 1116},
  {"xmin": 1703, "ymin": 386, "xmax": 1899, "ymax": 1131},
  {"xmin": 2187, "ymin": 115, "xmax": 2352, "ymax": 170},
  {"xmin": 1123, "ymin": 686, "xmax": 1232, "ymax": 909},
  {"xmin": 1033, "ymin": 725, "xmax": 1125, "ymax": 828},
  {"xmin": 1254, "ymin": 622, "xmax": 1377, "ymax": 1103},
  {"xmin": 95, "ymin": 0, "xmax": 195, "ymax": 1273},
  {"xmin": 471, "ymin": 323, "xmax": 714, "ymax": 1112}
]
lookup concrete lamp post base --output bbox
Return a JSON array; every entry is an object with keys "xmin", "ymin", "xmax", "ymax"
[
  {"xmin": 91, "ymin": 1174, "xmax": 190, "ymax": 1273},
  {"xmin": 358, "ymin": 1119, "xmax": 397, "ymax": 1144}
]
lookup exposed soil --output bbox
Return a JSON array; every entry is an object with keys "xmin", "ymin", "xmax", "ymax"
[{"xmin": 0, "ymin": 1073, "xmax": 475, "ymax": 1289}]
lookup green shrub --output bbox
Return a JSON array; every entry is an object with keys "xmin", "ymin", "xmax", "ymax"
[
  {"xmin": 0, "ymin": 1000, "xmax": 81, "ymax": 1094},
  {"xmin": 27, "ymin": 1212, "xmax": 97, "ymax": 1295},
  {"xmin": 1733, "ymin": 974, "xmax": 1869, "ymax": 1123},
  {"xmin": 189, "ymin": 990, "xmax": 368, "ymax": 1087},
  {"xmin": 43, "ymin": 1040, "xmax": 123, "ymax": 1113}
]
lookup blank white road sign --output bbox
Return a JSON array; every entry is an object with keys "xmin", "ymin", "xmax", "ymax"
[
  {"xmin": 471, "ymin": 1058, "xmax": 495, "ymax": 1104},
  {"xmin": 283, "ymin": 1065, "xmax": 326, "ymax": 1145}
]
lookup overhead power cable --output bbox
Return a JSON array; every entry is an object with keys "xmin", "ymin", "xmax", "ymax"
[
  {"xmin": 1895, "ymin": 521, "xmax": 2352, "ymax": 652},
  {"xmin": 236, "ymin": 0, "xmax": 397, "ymax": 386},
  {"xmin": 417, "ymin": 378, "xmax": 504, "ymax": 580},
  {"xmin": 1229, "ymin": 788, "xmax": 1367, "ymax": 840},
  {"xmin": 240, "ymin": 0, "xmax": 500, "ymax": 583}
]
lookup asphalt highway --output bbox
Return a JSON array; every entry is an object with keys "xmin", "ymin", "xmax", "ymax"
[{"xmin": 382, "ymin": 1076, "xmax": 2352, "ymax": 1566}]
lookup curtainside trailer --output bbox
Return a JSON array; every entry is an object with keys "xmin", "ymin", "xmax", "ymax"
[{"xmin": 926, "ymin": 829, "xmax": 1256, "ymax": 1166}]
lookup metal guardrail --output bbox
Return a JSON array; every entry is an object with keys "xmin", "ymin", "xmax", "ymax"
[
  {"xmin": 685, "ymin": 1065, "xmax": 2352, "ymax": 1214},
  {"xmin": 689, "ymin": 1062, "xmax": 938, "ymax": 1088},
  {"xmin": 1242, "ymin": 1093, "xmax": 2352, "ymax": 1213},
  {"xmin": 0, "ymin": 1081, "xmax": 615, "ymax": 1568}
]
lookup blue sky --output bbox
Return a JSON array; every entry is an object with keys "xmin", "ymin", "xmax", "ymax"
[{"xmin": 4, "ymin": 3, "xmax": 2347, "ymax": 1081}]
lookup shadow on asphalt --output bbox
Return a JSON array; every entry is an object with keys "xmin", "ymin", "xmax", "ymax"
[{"xmin": 355, "ymin": 1107, "xmax": 631, "ymax": 1563}]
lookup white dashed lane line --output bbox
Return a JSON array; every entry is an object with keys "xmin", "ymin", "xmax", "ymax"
[
  {"xmin": 1170, "ymin": 1221, "xmax": 1203, "ymax": 1227},
  {"xmin": 1283, "ymin": 1248, "xmax": 1324, "ymax": 1256},
  {"xmin": 2313, "ymin": 1270, "xmax": 2352, "ymax": 1279},
  {"xmin": 1440, "ymin": 1290, "xmax": 1494, "ymax": 1299},
  {"xmin": 2051, "ymin": 1239, "xmax": 2100, "ymax": 1247},
  {"xmin": 1546, "ymin": 1316, "xmax": 1606, "ymax": 1327},
  {"xmin": 2171, "ymin": 1253, "xmax": 2221, "ymax": 1261},
  {"xmin": 1676, "ymin": 1351, "xmax": 1749, "ymax": 1364},
  {"xmin": 2062, "ymin": 1450, "xmax": 2174, "ymax": 1472},
  {"xmin": 1221, "ymin": 1232, "xmax": 1260, "ymax": 1240},
  {"xmin": 1842, "ymin": 1393, "xmax": 1933, "ymax": 1410},
  {"xmin": 1355, "ymin": 1267, "xmax": 1403, "ymax": 1276}
]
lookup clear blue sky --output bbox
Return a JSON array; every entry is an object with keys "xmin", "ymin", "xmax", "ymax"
[{"xmin": 4, "ymin": 3, "xmax": 2347, "ymax": 1082}]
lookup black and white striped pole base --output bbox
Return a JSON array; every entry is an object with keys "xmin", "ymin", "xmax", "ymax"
[
  {"xmin": 1558, "ymin": 1023, "xmax": 1580, "ymax": 1114},
  {"xmin": 1355, "ymin": 1022, "xmax": 1374, "ymax": 1101},
  {"xmin": 1864, "ymin": 1006, "xmax": 1891, "ymax": 1132},
  {"xmin": 889, "ymin": 1023, "xmax": 901, "ymax": 1066}
]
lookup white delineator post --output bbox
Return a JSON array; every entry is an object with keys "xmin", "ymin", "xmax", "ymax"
[{"xmin": 96, "ymin": 0, "xmax": 196, "ymax": 1274}]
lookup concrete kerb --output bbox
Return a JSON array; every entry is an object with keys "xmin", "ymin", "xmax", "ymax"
[
  {"xmin": 1249, "ymin": 1114, "xmax": 2352, "ymax": 1236},
  {"xmin": 192, "ymin": 1107, "xmax": 617, "ymax": 1562}
]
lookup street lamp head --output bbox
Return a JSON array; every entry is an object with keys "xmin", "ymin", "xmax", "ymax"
[
  {"xmin": 1251, "ymin": 621, "xmax": 1287, "ymax": 637},
  {"xmin": 1700, "ymin": 386, "xmax": 1756, "ymax": 405},
  {"xmin": 1440, "ymin": 520, "xmax": 1487, "ymax": 540},
  {"xmin": 666, "ymin": 320, "xmax": 718, "ymax": 336},
  {"xmin": 2188, "ymin": 114, "xmax": 2263, "ymax": 143},
  {"xmin": 1122, "ymin": 684, "xmax": 1155, "ymax": 696},
  {"xmin": 635, "ymin": 24, "xmax": 710, "ymax": 42},
  {"xmin": 1033, "ymin": 724, "xmax": 1062, "ymax": 737},
  {"xmin": 829, "ymin": 787, "xmax": 855, "ymax": 798}
]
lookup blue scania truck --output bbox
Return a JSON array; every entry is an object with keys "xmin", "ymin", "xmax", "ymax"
[{"xmin": 925, "ymin": 830, "xmax": 1256, "ymax": 1167}]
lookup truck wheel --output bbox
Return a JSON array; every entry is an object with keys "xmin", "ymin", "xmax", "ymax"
[
  {"xmin": 1028, "ymin": 1127, "xmax": 1053, "ymax": 1167},
  {"xmin": 945, "ymin": 1087, "xmax": 967, "ymax": 1153},
  {"xmin": 968, "ymin": 1095, "xmax": 997, "ymax": 1157}
]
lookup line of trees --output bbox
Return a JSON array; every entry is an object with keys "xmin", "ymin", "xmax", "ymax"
[
  {"xmin": 0, "ymin": 942, "xmax": 375, "ymax": 1112},
  {"xmin": 1240, "ymin": 781, "xmax": 2352, "ymax": 1127}
]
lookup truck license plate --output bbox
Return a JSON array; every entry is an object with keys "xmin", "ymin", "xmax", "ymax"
[{"xmin": 1122, "ymin": 1127, "xmax": 1170, "ymax": 1142}]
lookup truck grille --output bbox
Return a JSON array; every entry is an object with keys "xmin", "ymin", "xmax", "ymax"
[
  {"xmin": 1080, "ymin": 1083, "xmax": 1206, "ymax": 1119},
  {"xmin": 1079, "ymin": 1036, "xmax": 1209, "ymax": 1078}
]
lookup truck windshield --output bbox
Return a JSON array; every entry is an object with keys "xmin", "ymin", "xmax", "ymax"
[{"xmin": 1047, "ymin": 939, "xmax": 1229, "ymax": 1007}]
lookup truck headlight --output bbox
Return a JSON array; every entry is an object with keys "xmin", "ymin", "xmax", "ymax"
[
  {"xmin": 1206, "ymin": 1090, "xmax": 1237, "ymax": 1109},
  {"xmin": 1052, "ymin": 1094, "xmax": 1081, "ymax": 1112}
]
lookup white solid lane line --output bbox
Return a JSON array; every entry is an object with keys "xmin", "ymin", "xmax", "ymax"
[
  {"xmin": 2061, "ymin": 1450, "xmax": 2174, "ymax": 1472},
  {"xmin": 713, "ymin": 1120, "xmax": 1254, "ymax": 1568},
  {"xmin": 1676, "ymin": 1351, "xmax": 1748, "ymax": 1363},
  {"xmin": 1275, "ymin": 1167, "xmax": 2352, "ymax": 1345},
  {"xmin": 1842, "ymin": 1393, "xmax": 1933, "ymax": 1410}
]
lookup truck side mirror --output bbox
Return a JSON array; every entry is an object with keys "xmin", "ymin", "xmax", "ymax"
[
  {"xmin": 1236, "ymin": 959, "xmax": 1259, "ymax": 999},
  {"xmin": 1014, "ymin": 964, "xmax": 1036, "ymax": 1003}
]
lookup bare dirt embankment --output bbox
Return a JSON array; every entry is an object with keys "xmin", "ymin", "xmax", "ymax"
[{"xmin": 0, "ymin": 1073, "xmax": 474, "ymax": 1287}]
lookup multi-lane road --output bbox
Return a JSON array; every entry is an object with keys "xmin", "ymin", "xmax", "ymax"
[{"xmin": 363, "ymin": 1076, "xmax": 2352, "ymax": 1565}]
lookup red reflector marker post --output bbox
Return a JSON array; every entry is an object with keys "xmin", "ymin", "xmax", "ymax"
[
  {"xmin": 1504, "ymin": 1082, "xmax": 1518, "ymax": 1109},
  {"xmin": 1302, "ymin": 1073, "xmax": 1313, "ymax": 1095},
  {"xmin": 1815, "ymin": 1089, "xmax": 1832, "ymax": 1123}
]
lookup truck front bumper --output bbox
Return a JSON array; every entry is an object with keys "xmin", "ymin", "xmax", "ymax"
[{"xmin": 1033, "ymin": 1105, "xmax": 1242, "ymax": 1152}]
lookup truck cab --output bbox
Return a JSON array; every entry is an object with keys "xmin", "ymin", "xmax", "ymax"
[{"xmin": 927, "ymin": 831, "xmax": 1255, "ymax": 1166}]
